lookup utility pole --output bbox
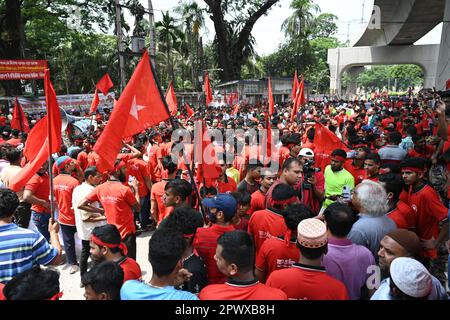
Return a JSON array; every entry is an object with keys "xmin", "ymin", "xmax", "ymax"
[
  {"xmin": 115, "ymin": 0, "xmax": 126, "ymax": 93},
  {"xmin": 147, "ymin": 0, "xmax": 156, "ymax": 70}
]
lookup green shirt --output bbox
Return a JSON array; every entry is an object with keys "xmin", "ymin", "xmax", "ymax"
[
  {"xmin": 323, "ymin": 165, "xmax": 355, "ymax": 208},
  {"xmin": 226, "ymin": 167, "xmax": 240, "ymax": 184}
]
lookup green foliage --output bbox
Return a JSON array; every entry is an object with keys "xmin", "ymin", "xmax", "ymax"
[{"xmin": 353, "ymin": 65, "xmax": 424, "ymax": 91}]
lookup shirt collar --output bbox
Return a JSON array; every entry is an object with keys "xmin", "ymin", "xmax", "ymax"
[
  {"xmin": 328, "ymin": 236, "xmax": 353, "ymax": 246},
  {"xmin": 226, "ymin": 278, "xmax": 259, "ymax": 287},
  {"xmin": 292, "ymin": 263, "xmax": 326, "ymax": 273},
  {"xmin": 0, "ymin": 223, "xmax": 18, "ymax": 232}
]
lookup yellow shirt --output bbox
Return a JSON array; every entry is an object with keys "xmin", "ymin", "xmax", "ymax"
[{"xmin": 226, "ymin": 167, "xmax": 240, "ymax": 184}]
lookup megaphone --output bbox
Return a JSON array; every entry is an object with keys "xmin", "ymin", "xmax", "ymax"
[{"xmin": 60, "ymin": 108, "xmax": 95, "ymax": 133}]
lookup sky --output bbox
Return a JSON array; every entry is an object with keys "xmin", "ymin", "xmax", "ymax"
[{"xmin": 131, "ymin": 0, "xmax": 443, "ymax": 56}]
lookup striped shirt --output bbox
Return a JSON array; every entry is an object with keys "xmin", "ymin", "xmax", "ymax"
[{"xmin": 0, "ymin": 224, "xmax": 58, "ymax": 283}]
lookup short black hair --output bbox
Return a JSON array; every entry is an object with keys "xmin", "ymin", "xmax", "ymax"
[
  {"xmin": 162, "ymin": 155, "xmax": 178, "ymax": 174},
  {"xmin": 230, "ymin": 192, "xmax": 251, "ymax": 206},
  {"xmin": 282, "ymin": 203, "xmax": 315, "ymax": 231},
  {"xmin": 388, "ymin": 131, "xmax": 402, "ymax": 144},
  {"xmin": 4, "ymin": 148, "xmax": 21, "ymax": 163},
  {"xmin": 84, "ymin": 166, "xmax": 98, "ymax": 181},
  {"xmin": 272, "ymin": 183, "xmax": 296, "ymax": 202},
  {"xmin": 282, "ymin": 157, "xmax": 301, "ymax": 171},
  {"xmin": 365, "ymin": 152, "xmax": 381, "ymax": 164},
  {"xmin": 161, "ymin": 206, "xmax": 204, "ymax": 236},
  {"xmin": 200, "ymin": 185, "xmax": 217, "ymax": 198},
  {"xmin": 217, "ymin": 230, "xmax": 254, "ymax": 274},
  {"xmin": 323, "ymin": 203, "xmax": 356, "ymax": 237},
  {"xmin": 400, "ymin": 157, "xmax": 426, "ymax": 172},
  {"xmin": 411, "ymin": 135, "xmax": 424, "ymax": 144},
  {"xmin": 165, "ymin": 179, "xmax": 192, "ymax": 201},
  {"xmin": 91, "ymin": 224, "xmax": 122, "ymax": 254},
  {"xmin": 331, "ymin": 149, "xmax": 347, "ymax": 159},
  {"xmin": 378, "ymin": 173, "xmax": 403, "ymax": 201},
  {"xmin": 247, "ymin": 159, "xmax": 262, "ymax": 172},
  {"xmin": 148, "ymin": 228, "xmax": 186, "ymax": 277},
  {"xmin": 0, "ymin": 189, "xmax": 19, "ymax": 218},
  {"xmin": 285, "ymin": 133, "xmax": 301, "ymax": 146},
  {"xmin": 3, "ymin": 265, "xmax": 60, "ymax": 300},
  {"xmin": 81, "ymin": 261, "xmax": 124, "ymax": 300},
  {"xmin": 306, "ymin": 127, "xmax": 315, "ymax": 141},
  {"xmin": 380, "ymin": 162, "xmax": 400, "ymax": 174},
  {"xmin": 297, "ymin": 244, "xmax": 327, "ymax": 260}
]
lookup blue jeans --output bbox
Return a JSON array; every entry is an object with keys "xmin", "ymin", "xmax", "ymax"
[
  {"xmin": 31, "ymin": 211, "xmax": 50, "ymax": 241},
  {"xmin": 60, "ymin": 224, "xmax": 78, "ymax": 265}
]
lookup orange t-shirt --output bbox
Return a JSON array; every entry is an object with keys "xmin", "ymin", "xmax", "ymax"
[
  {"xmin": 25, "ymin": 174, "xmax": 50, "ymax": 213},
  {"xmin": 126, "ymin": 158, "xmax": 151, "ymax": 197},
  {"xmin": 53, "ymin": 174, "xmax": 80, "ymax": 226},
  {"xmin": 150, "ymin": 180, "xmax": 173, "ymax": 224},
  {"xmin": 86, "ymin": 181, "xmax": 137, "ymax": 239},
  {"xmin": 77, "ymin": 151, "xmax": 89, "ymax": 171},
  {"xmin": 248, "ymin": 209, "xmax": 288, "ymax": 255},
  {"xmin": 119, "ymin": 257, "xmax": 142, "ymax": 282},
  {"xmin": 249, "ymin": 189, "xmax": 266, "ymax": 215},
  {"xmin": 147, "ymin": 144, "xmax": 162, "ymax": 182}
]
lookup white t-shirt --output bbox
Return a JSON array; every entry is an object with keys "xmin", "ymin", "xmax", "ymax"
[{"xmin": 72, "ymin": 182, "xmax": 106, "ymax": 241}]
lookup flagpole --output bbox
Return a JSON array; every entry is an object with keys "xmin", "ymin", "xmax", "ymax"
[
  {"xmin": 45, "ymin": 70, "xmax": 56, "ymax": 221},
  {"xmin": 147, "ymin": 51, "xmax": 207, "ymax": 221}
]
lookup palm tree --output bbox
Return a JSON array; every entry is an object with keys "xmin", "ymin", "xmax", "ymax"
[
  {"xmin": 282, "ymin": 0, "xmax": 320, "ymax": 39},
  {"xmin": 175, "ymin": 1, "xmax": 206, "ymax": 90},
  {"xmin": 155, "ymin": 11, "xmax": 184, "ymax": 87}
]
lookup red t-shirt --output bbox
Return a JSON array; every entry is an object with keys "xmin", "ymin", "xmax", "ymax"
[
  {"xmin": 266, "ymin": 263, "xmax": 349, "ymax": 300},
  {"xmin": 119, "ymin": 257, "xmax": 142, "ymax": 282},
  {"xmin": 217, "ymin": 177, "xmax": 237, "ymax": 193},
  {"xmin": 77, "ymin": 151, "xmax": 89, "ymax": 171},
  {"xmin": 86, "ymin": 181, "xmax": 137, "ymax": 239},
  {"xmin": 248, "ymin": 209, "xmax": 288, "ymax": 255},
  {"xmin": 150, "ymin": 180, "xmax": 173, "ymax": 224},
  {"xmin": 6, "ymin": 138, "xmax": 22, "ymax": 147},
  {"xmin": 0, "ymin": 283, "xmax": 5, "ymax": 300},
  {"xmin": 381, "ymin": 117, "xmax": 395, "ymax": 129},
  {"xmin": 399, "ymin": 184, "xmax": 448, "ymax": 258},
  {"xmin": 407, "ymin": 146, "xmax": 435, "ymax": 159},
  {"xmin": 25, "ymin": 174, "xmax": 50, "ymax": 213},
  {"xmin": 249, "ymin": 189, "xmax": 266, "ymax": 215},
  {"xmin": 233, "ymin": 217, "xmax": 249, "ymax": 231},
  {"xmin": 255, "ymin": 237, "xmax": 300, "ymax": 281},
  {"xmin": 147, "ymin": 144, "xmax": 162, "ymax": 182},
  {"xmin": 87, "ymin": 151, "xmax": 100, "ymax": 167},
  {"xmin": 386, "ymin": 200, "xmax": 416, "ymax": 230},
  {"xmin": 344, "ymin": 160, "xmax": 365, "ymax": 186},
  {"xmin": 126, "ymin": 158, "xmax": 151, "ymax": 197},
  {"xmin": 199, "ymin": 279, "xmax": 287, "ymax": 300},
  {"xmin": 53, "ymin": 174, "xmax": 80, "ymax": 226},
  {"xmin": 193, "ymin": 224, "xmax": 236, "ymax": 285}
]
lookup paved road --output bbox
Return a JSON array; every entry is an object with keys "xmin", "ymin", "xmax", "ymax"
[{"xmin": 54, "ymin": 230, "xmax": 154, "ymax": 300}]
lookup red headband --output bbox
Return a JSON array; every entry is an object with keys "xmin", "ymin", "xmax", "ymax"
[
  {"xmin": 331, "ymin": 155, "xmax": 346, "ymax": 162},
  {"xmin": 91, "ymin": 235, "xmax": 128, "ymax": 256},
  {"xmin": 379, "ymin": 168, "xmax": 390, "ymax": 175},
  {"xmin": 401, "ymin": 167, "xmax": 424, "ymax": 173},
  {"xmin": 270, "ymin": 196, "xmax": 298, "ymax": 207},
  {"xmin": 48, "ymin": 291, "xmax": 64, "ymax": 300},
  {"xmin": 57, "ymin": 158, "xmax": 73, "ymax": 170}
]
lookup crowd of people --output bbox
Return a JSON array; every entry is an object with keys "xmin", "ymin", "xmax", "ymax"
[{"xmin": 0, "ymin": 88, "xmax": 449, "ymax": 300}]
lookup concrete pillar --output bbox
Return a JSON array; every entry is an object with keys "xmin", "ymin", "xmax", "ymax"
[
  {"xmin": 436, "ymin": 0, "xmax": 450, "ymax": 90},
  {"xmin": 345, "ymin": 66, "xmax": 365, "ymax": 99}
]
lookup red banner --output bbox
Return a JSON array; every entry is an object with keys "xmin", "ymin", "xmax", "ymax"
[{"xmin": 0, "ymin": 60, "xmax": 48, "ymax": 80}]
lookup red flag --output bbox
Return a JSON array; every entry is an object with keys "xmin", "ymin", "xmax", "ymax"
[
  {"xmin": 9, "ymin": 69, "xmax": 61, "ymax": 192},
  {"xmin": 446, "ymin": 79, "xmax": 450, "ymax": 90},
  {"xmin": 231, "ymin": 104, "xmax": 240, "ymax": 115},
  {"xmin": 233, "ymin": 91, "xmax": 239, "ymax": 104},
  {"xmin": 261, "ymin": 115, "xmax": 272, "ymax": 165},
  {"xmin": 268, "ymin": 78, "xmax": 275, "ymax": 116},
  {"xmin": 96, "ymin": 73, "xmax": 114, "ymax": 96},
  {"xmin": 185, "ymin": 103, "xmax": 194, "ymax": 118},
  {"xmin": 89, "ymin": 89, "xmax": 100, "ymax": 114},
  {"xmin": 165, "ymin": 82, "xmax": 178, "ymax": 116},
  {"xmin": 11, "ymin": 97, "xmax": 29, "ymax": 133},
  {"xmin": 290, "ymin": 75, "xmax": 305, "ymax": 122},
  {"xmin": 194, "ymin": 120, "xmax": 221, "ymax": 187},
  {"xmin": 313, "ymin": 122, "xmax": 345, "ymax": 172},
  {"xmin": 292, "ymin": 70, "xmax": 299, "ymax": 102},
  {"xmin": 94, "ymin": 50, "xmax": 170, "ymax": 173},
  {"xmin": 204, "ymin": 72, "xmax": 213, "ymax": 105}
]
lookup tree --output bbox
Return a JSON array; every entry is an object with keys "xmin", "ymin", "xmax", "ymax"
[
  {"xmin": 281, "ymin": 0, "xmax": 320, "ymax": 39},
  {"xmin": 204, "ymin": 0, "xmax": 280, "ymax": 82}
]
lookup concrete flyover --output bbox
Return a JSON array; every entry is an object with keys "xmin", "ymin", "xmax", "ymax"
[{"xmin": 328, "ymin": 0, "xmax": 450, "ymax": 96}]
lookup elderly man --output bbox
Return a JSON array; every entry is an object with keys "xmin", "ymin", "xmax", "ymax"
[
  {"xmin": 348, "ymin": 180, "xmax": 396, "ymax": 258},
  {"xmin": 371, "ymin": 229, "xmax": 447, "ymax": 300}
]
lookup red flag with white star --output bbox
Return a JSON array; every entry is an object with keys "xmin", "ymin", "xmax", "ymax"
[{"xmin": 94, "ymin": 50, "xmax": 170, "ymax": 172}]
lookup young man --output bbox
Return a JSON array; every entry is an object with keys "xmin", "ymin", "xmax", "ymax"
[
  {"xmin": 249, "ymin": 183, "xmax": 298, "ymax": 254},
  {"xmin": 199, "ymin": 231, "xmax": 287, "ymax": 300},
  {"xmin": 230, "ymin": 192, "xmax": 251, "ymax": 231},
  {"xmin": 0, "ymin": 189, "xmax": 62, "ymax": 283},
  {"xmin": 79, "ymin": 160, "xmax": 140, "ymax": 260},
  {"xmin": 266, "ymin": 218, "xmax": 348, "ymax": 300},
  {"xmin": 323, "ymin": 149, "xmax": 355, "ymax": 208},
  {"xmin": 90, "ymin": 224, "xmax": 142, "ymax": 282},
  {"xmin": 236, "ymin": 160, "xmax": 262, "ymax": 195},
  {"xmin": 378, "ymin": 173, "xmax": 416, "ymax": 230},
  {"xmin": 255, "ymin": 203, "xmax": 314, "ymax": 283},
  {"xmin": 23, "ymin": 162, "xmax": 51, "ymax": 241},
  {"xmin": 53, "ymin": 156, "xmax": 80, "ymax": 274},
  {"xmin": 408, "ymin": 135, "xmax": 435, "ymax": 159},
  {"xmin": 193, "ymin": 193, "xmax": 237, "ymax": 285},
  {"xmin": 216, "ymin": 153, "xmax": 237, "ymax": 193},
  {"xmin": 0, "ymin": 148, "xmax": 31, "ymax": 228},
  {"xmin": 378, "ymin": 131, "xmax": 407, "ymax": 165},
  {"xmin": 72, "ymin": 166, "xmax": 107, "ymax": 276},
  {"xmin": 120, "ymin": 228, "xmax": 198, "ymax": 300},
  {"xmin": 248, "ymin": 167, "xmax": 276, "ymax": 214},
  {"xmin": 161, "ymin": 206, "xmax": 207, "ymax": 295},
  {"xmin": 77, "ymin": 138, "xmax": 95, "ymax": 171},
  {"xmin": 322, "ymin": 202, "xmax": 376, "ymax": 300},
  {"xmin": 398, "ymin": 157, "xmax": 448, "ymax": 277},
  {"xmin": 344, "ymin": 145, "xmax": 370, "ymax": 186},
  {"xmin": 163, "ymin": 179, "xmax": 192, "ymax": 212},
  {"xmin": 81, "ymin": 261, "xmax": 124, "ymax": 300},
  {"xmin": 363, "ymin": 153, "xmax": 381, "ymax": 182},
  {"xmin": 150, "ymin": 156, "xmax": 178, "ymax": 226}
]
